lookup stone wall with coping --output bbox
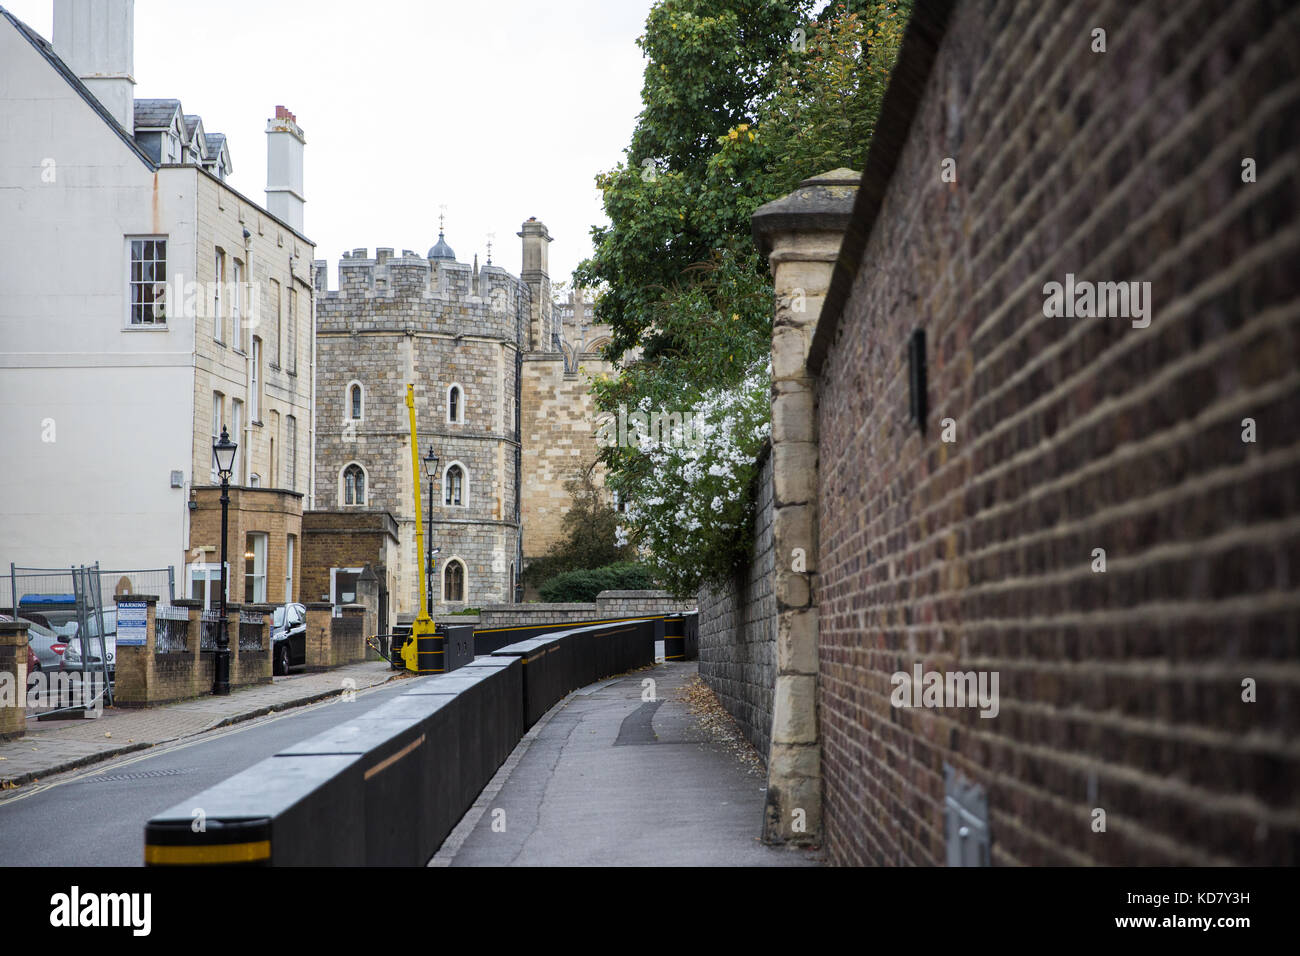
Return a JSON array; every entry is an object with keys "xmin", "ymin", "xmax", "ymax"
[{"xmin": 697, "ymin": 443, "xmax": 776, "ymax": 761}]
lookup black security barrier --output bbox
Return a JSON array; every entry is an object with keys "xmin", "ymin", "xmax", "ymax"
[
  {"xmin": 142, "ymin": 616, "xmax": 654, "ymax": 865},
  {"xmin": 491, "ymin": 618, "xmax": 656, "ymax": 728},
  {"xmin": 441, "ymin": 623, "xmax": 475, "ymax": 672},
  {"xmin": 682, "ymin": 611, "xmax": 699, "ymax": 660},
  {"xmin": 473, "ymin": 615, "xmax": 667, "ymax": 655}
]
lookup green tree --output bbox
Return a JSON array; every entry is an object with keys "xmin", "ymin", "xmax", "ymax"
[{"xmin": 580, "ymin": 0, "xmax": 912, "ymax": 591}]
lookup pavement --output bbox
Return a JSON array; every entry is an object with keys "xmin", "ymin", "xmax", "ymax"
[
  {"xmin": 434, "ymin": 661, "xmax": 823, "ymax": 866},
  {"xmin": 0, "ymin": 661, "xmax": 399, "ymax": 789}
]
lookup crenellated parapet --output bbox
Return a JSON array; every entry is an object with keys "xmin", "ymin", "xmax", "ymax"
[{"xmin": 313, "ymin": 247, "xmax": 532, "ymax": 344}]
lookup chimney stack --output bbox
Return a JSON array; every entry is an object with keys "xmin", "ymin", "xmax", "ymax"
[
  {"xmin": 518, "ymin": 218, "xmax": 552, "ymax": 351},
  {"xmin": 53, "ymin": 0, "xmax": 136, "ymax": 132},
  {"xmin": 266, "ymin": 105, "xmax": 306, "ymax": 233}
]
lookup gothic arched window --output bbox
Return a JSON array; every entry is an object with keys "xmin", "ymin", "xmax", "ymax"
[
  {"xmin": 343, "ymin": 463, "xmax": 366, "ymax": 505},
  {"xmin": 448, "ymin": 384, "xmax": 462, "ymax": 424},
  {"xmin": 349, "ymin": 383, "xmax": 363, "ymax": 420},
  {"xmin": 444, "ymin": 464, "xmax": 465, "ymax": 506},
  {"xmin": 444, "ymin": 559, "xmax": 465, "ymax": 603}
]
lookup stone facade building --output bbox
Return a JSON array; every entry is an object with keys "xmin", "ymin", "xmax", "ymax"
[
  {"xmin": 310, "ymin": 223, "xmax": 616, "ymax": 619},
  {"xmin": 0, "ymin": 1, "xmax": 314, "ymax": 611}
]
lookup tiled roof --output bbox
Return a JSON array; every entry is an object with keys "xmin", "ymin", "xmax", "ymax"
[
  {"xmin": 133, "ymin": 97, "xmax": 182, "ymax": 130},
  {"xmin": 0, "ymin": 5, "xmax": 154, "ymax": 169}
]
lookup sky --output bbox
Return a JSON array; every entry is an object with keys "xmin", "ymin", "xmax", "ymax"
[{"xmin": 5, "ymin": 0, "xmax": 655, "ymax": 288}]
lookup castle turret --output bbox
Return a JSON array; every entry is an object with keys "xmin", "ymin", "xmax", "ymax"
[{"xmin": 518, "ymin": 218, "xmax": 552, "ymax": 351}]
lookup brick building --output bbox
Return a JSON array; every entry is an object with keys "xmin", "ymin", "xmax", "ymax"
[{"xmin": 702, "ymin": 0, "xmax": 1300, "ymax": 865}]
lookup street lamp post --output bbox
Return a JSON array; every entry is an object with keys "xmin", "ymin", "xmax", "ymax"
[
  {"xmin": 422, "ymin": 446, "xmax": 439, "ymax": 611},
  {"xmin": 212, "ymin": 426, "xmax": 237, "ymax": 696}
]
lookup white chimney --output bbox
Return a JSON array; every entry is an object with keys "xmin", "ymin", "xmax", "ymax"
[
  {"xmin": 266, "ymin": 106, "xmax": 306, "ymax": 233},
  {"xmin": 53, "ymin": 0, "xmax": 136, "ymax": 132}
]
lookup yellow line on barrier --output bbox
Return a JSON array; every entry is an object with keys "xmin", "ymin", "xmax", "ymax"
[
  {"xmin": 144, "ymin": 840, "xmax": 271, "ymax": 865},
  {"xmin": 364, "ymin": 734, "xmax": 426, "ymax": 780}
]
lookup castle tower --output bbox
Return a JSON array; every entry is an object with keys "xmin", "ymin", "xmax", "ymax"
[{"xmin": 518, "ymin": 218, "xmax": 552, "ymax": 351}]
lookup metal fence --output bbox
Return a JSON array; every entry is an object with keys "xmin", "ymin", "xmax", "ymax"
[
  {"xmin": 1, "ymin": 565, "xmax": 174, "ymax": 611},
  {"xmin": 200, "ymin": 610, "xmax": 225, "ymax": 652},
  {"xmin": 156, "ymin": 605, "xmax": 190, "ymax": 653},
  {"xmin": 3, "ymin": 563, "xmax": 116, "ymax": 709},
  {"xmin": 238, "ymin": 610, "xmax": 264, "ymax": 651}
]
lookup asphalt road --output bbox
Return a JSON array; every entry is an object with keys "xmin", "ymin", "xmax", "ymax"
[{"xmin": 0, "ymin": 675, "xmax": 418, "ymax": 867}]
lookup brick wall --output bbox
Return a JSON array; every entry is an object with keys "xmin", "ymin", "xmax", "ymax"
[
  {"xmin": 811, "ymin": 0, "xmax": 1300, "ymax": 865},
  {"xmin": 698, "ymin": 445, "xmax": 777, "ymax": 759},
  {"xmin": 189, "ymin": 486, "xmax": 303, "ymax": 605}
]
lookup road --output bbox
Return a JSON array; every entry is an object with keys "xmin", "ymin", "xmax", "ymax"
[{"xmin": 0, "ymin": 676, "xmax": 417, "ymax": 867}]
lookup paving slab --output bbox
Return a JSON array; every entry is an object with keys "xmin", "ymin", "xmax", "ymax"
[
  {"xmin": 435, "ymin": 661, "xmax": 822, "ymax": 867},
  {"xmin": 0, "ymin": 662, "xmax": 399, "ymax": 788}
]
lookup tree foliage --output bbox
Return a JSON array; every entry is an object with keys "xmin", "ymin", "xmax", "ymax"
[{"xmin": 578, "ymin": 1, "xmax": 912, "ymax": 592}]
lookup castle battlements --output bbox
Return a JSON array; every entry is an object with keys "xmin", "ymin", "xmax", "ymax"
[{"xmin": 313, "ymin": 248, "xmax": 528, "ymax": 306}]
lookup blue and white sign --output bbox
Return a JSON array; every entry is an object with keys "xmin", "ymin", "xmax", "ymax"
[{"xmin": 117, "ymin": 601, "xmax": 148, "ymax": 646}]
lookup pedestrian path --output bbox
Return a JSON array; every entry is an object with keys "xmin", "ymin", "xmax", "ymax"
[
  {"xmin": 434, "ymin": 661, "xmax": 822, "ymax": 866},
  {"xmin": 0, "ymin": 662, "xmax": 398, "ymax": 788}
]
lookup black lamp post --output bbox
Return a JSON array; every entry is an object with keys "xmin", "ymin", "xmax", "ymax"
[
  {"xmin": 422, "ymin": 446, "xmax": 439, "ymax": 611},
  {"xmin": 212, "ymin": 426, "xmax": 237, "ymax": 696}
]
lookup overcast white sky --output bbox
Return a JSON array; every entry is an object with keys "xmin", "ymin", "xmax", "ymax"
[{"xmin": 6, "ymin": 0, "xmax": 654, "ymax": 287}]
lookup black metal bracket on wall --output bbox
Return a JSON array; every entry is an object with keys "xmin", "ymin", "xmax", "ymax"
[{"xmin": 908, "ymin": 328, "xmax": 927, "ymax": 433}]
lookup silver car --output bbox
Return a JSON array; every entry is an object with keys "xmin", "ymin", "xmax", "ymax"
[
  {"xmin": 0, "ymin": 614, "xmax": 65, "ymax": 672},
  {"xmin": 60, "ymin": 608, "xmax": 116, "ymax": 679}
]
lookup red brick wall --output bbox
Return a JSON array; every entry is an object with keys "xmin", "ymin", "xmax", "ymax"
[{"xmin": 814, "ymin": 0, "xmax": 1300, "ymax": 865}]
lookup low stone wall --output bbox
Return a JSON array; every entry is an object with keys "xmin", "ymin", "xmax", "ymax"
[
  {"xmin": 697, "ymin": 444, "xmax": 777, "ymax": 761},
  {"xmin": 472, "ymin": 590, "xmax": 696, "ymax": 631},
  {"xmin": 115, "ymin": 596, "xmax": 273, "ymax": 707},
  {"xmin": 0, "ymin": 621, "xmax": 28, "ymax": 740},
  {"xmin": 303, "ymin": 604, "xmax": 368, "ymax": 671}
]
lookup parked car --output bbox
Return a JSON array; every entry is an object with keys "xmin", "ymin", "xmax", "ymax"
[
  {"xmin": 60, "ymin": 608, "xmax": 116, "ymax": 680},
  {"xmin": 27, "ymin": 644, "xmax": 39, "ymax": 696},
  {"xmin": 0, "ymin": 614, "xmax": 66, "ymax": 672},
  {"xmin": 270, "ymin": 603, "xmax": 307, "ymax": 675}
]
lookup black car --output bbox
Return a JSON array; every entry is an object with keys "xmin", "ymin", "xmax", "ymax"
[{"xmin": 271, "ymin": 603, "xmax": 307, "ymax": 675}]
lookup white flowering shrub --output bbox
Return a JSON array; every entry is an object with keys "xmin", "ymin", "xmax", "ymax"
[{"xmin": 613, "ymin": 360, "xmax": 771, "ymax": 595}]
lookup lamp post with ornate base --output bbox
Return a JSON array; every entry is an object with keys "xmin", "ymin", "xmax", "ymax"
[
  {"xmin": 423, "ymin": 445, "xmax": 440, "ymax": 611},
  {"xmin": 212, "ymin": 426, "xmax": 237, "ymax": 696}
]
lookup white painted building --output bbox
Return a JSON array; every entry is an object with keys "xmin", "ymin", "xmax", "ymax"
[{"xmin": 0, "ymin": 0, "xmax": 316, "ymax": 605}]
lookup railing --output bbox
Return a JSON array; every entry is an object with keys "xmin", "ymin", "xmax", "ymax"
[
  {"xmin": 238, "ymin": 610, "xmax": 264, "ymax": 651},
  {"xmin": 200, "ymin": 610, "xmax": 225, "ymax": 652},
  {"xmin": 155, "ymin": 606, "xmax": 190, "ymax": 653}
]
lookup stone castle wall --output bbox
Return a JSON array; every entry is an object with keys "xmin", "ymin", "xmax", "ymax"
[
  {"xmin": 697, "ymin": 445, "xmax": 776, "ymax": 762},
  {"xmin": 313, "ymin": 250, "xmax": 529, "ymax": 613},
  {"xmin": 519, "ymin": 352, "xmax": 616, "ymax": 567}
]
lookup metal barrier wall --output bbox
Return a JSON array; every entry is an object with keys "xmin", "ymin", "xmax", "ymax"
[
  {"xmin": 143, "ymin": 616, "xmax": 654, "ymax": 866},
  {"xmin": 473, "ymin": 614, "xmax": 668, "ymax": 656}
]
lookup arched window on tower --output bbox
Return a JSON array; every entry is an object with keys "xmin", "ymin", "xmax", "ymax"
[
  {"xmin": 444, "ymin": 559, "xmax": 465, "ymax": 603},
  {"xmin": 444, "ymin": 464, "xmax": 465, "ymax": 507},
  {"xmin": 343, "ymin": 464, "xmax": 366, "ymax": 505},
  {"xmin": 448, "ymin": 384, "xmax": 462, "ymax": 424},
  {"xmin": 349, "ymin": 383, "xmax": 363, "ymax": 420}
]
